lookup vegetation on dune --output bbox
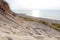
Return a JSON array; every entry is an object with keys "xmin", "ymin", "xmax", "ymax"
[
  {"xmin": 19, "ymin": 16, "xmax": 60, "ymax": 31},
  {"xmin": 37, "ymin": 20, "xmax": 48, "ymax": 25},
  {"xmin": 52, "ymin": 23, "xmax": 60, "ymax": 28},
  {"xmin": 51, "ymin": 23, "xmax": 60, "ymax": 31},
  {"xmin": 19, "ymin": 16, "xmax": 49, "ymax": 25},
  {"xmin": 38, "ymin": 20, "xmax": 60, "ymax": 31},
  {"xmin": 19, "ymin": 16, "xmax": 34, "ymax": 21}
]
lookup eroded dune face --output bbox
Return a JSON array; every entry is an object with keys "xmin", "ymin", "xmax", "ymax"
[
  {"xmin": 0, "ymin": 0, "xmax": 60, "ymax": 40},
  {"xmin": 0, "ymin": 0, "xmax": 10, "ymax": 13}
]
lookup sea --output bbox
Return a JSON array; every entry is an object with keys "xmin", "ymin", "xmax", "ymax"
[{"xmin": 13, "ymin": 10, "xmax": 60, "ymax": 20}]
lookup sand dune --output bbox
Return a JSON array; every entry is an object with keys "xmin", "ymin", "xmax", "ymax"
[{"xmin": 0, "ymin": 0, "xmax": 60, "ymax": 40}]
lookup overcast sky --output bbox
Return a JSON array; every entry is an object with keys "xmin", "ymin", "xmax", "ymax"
[{"xmin": 5, "ymin": 0, "xmax": 60, "ymax": 10}]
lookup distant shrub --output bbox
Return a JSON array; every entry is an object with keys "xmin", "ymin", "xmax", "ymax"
[
  {"xmin": 38, "ymin": 20, "xmax": 48, "ymax": 25},
  {"xmin": 52, "ymin": 23, "xmax": 60, "ymax": 28}
]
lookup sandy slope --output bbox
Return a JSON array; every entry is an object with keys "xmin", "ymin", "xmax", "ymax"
[
  {"xmin": 0, "ymin": 13, "xmax": 60, "ymax": 40},
  {"xmin": 0, "ymin": 0, "xmax": 60, "ymax": 40}
]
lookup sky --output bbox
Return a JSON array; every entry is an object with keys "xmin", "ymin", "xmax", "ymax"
[
  {"xmin": 5, "ymin": 0, "xmax": 60, "ymax": 20},
  {"xmin": 5, "ymin": 0, "xmax": 60, "ymax": 10}
]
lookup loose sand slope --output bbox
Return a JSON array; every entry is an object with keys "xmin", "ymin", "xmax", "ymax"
[{"xmin": 0, "ymin": 0, "xmax": 60, "ymax": 40}]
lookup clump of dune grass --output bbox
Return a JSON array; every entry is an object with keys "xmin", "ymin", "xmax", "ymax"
[
  {"xmin": 37, "ymin": 20, "xmax": 48, "ymax": 25},
  {"xmin": 52, "ymin": 23, "xmax": 60, "ymax": 28},
  {"xmin": 51, "ymin": 23, "xmax": 60, "ymax": 31}
]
